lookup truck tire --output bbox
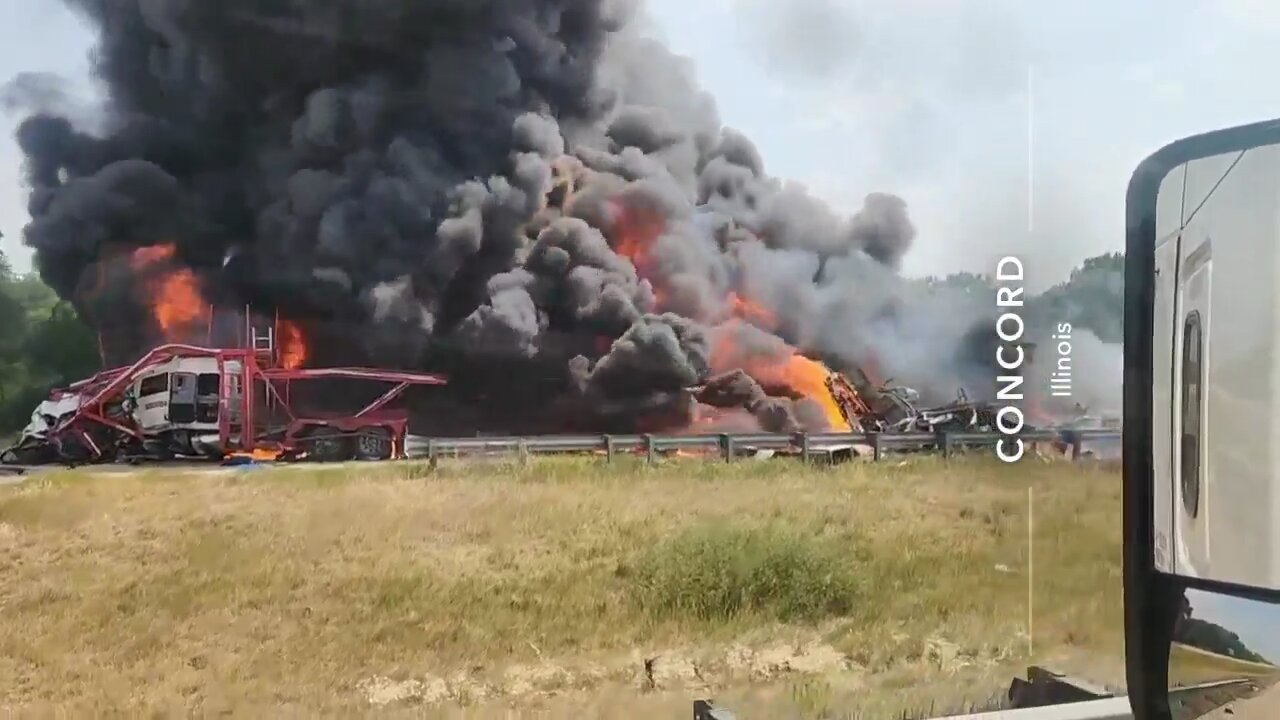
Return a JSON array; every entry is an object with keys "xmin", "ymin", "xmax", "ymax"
[
  {"xmin": 299, "ymin": 426, "xmax": 351, "ymax": 463},
  {"xmin": 353, "ymin": 427, "xmax": 393, "ymax": 461}
]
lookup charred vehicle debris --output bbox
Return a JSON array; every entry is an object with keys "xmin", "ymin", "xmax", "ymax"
[
  {"xmin": 1, "ymin": 313, "xmax": 449, "ymax": 467},
  {"xmin": 1, "ymin": 326, "xmax": 1046, "ymax": 468}
]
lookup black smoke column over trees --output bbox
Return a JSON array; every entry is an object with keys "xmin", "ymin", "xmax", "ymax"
[{"xmin": 13, "ymin": 0, "xmax": 999, "ymax": 434}]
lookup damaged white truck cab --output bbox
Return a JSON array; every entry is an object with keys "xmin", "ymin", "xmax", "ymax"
[
  {"xmin": 20, "ymin": 394, "xmax": 83, "ymax": 440},
  {"xmin": 1, "ymin": 395, "xmax": 85, "ymax": 464},
  {"xmin": 2, "ymin": 355, "xmax": 242, "ymax": 464},
  {"xmin": 124, "ymin": 356, "xmax": 246, "ymax": 458}
]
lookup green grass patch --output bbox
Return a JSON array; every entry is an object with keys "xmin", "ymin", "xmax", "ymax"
[{"xmin": 628, "ymin": 523, "xmax": 865, "ymax": 623}]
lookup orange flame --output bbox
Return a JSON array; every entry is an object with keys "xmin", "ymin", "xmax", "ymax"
[
  {"xmin": 1027, "ymin": 394, "xmax": 1076, "ymax": 426},
  {"xmin": 609, "ymin": 198, "xmax": 669, "ymax": 310},
  {"xmin": 777, "ymin": 355, "xmax": 850, "ymax": 431},
  {"xmin": 130, "ymin": 243, "xmax": 211, "ymax": 341},
  {"xmin": 610, "ymin": 199, "xmax": 666, "ymax": 268},
  {"xmin": 711, "ymin": 320, "xmax": 851, "ymax": 432},
  {"xmin": 278, "ymin": 320, "xmax": 308, "ymax": 370},
  {"xmin": 606, "ymin": 192, "xmax": 852, "ymax": 433},
  {"xmin": 687, "ymin": 405, "xmax": 761, "ymax": 434},
  {"xmin": 726, "ymin": 291, "xmax": 777, "ymax": 330},
  {"xmin": 154, "ymin": 270, "xmax": 207, "ymax": 336},
  {"xmin": 858, "ymin": 351, "xmax": 886, "ymax": 388},
  {"xmin": 228, "ymin": 448, "xmax": 282, "ymax": 462},
  {"xmin": 669, "ymin": 448, "xmax": 719, "ymax": 459},
  {"xmin": 133, "ymin": 244, "xmax": 176, "ymax": 265}
]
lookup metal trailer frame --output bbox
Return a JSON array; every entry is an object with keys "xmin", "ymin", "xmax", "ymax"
[{"xmin": 34, "ymin": 342, "xmax": 446, "ymax": 465}]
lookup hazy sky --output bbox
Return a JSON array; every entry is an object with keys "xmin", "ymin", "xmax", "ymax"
[
  {"xmin": 1188, "ymin": 589, "xmax": 1280, "ymax": 665},
  {"xmin": 4, "ymin": 0, "xmax": 1280, "ymax": 292}
]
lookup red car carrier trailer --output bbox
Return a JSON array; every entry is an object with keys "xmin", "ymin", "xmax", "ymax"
[{"xmin": 1, "ymin": 315, "xmax": 446, "ymax": 467}]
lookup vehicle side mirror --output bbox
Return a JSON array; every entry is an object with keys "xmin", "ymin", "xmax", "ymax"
[{"xmin": 1126, "ymin": 118, "xmax": 1280, "ymax": 719}]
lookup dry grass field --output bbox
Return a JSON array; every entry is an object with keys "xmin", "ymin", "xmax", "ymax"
[{"xmin": 0, "ymin": 453, "xmax": 1124, "ymax": 718}]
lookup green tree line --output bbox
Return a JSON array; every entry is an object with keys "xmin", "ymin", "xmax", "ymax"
[
  {"xmin": 0, "ymin": 250, "xmax": 100, "ymax": 436},
  {"xmin": 1175, "ymin": 593, "xmax": 1272, "ymax": 665},
  {"xmin": 913, "ymin": 251, "xmax": 1125, "ymax": 344}
]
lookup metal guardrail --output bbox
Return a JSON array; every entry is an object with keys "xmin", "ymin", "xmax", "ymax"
[{"xmin": 405, "ymin": 429, "xmax": 1121, "ymax": 464}]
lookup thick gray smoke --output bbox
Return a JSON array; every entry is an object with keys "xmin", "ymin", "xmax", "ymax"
[
  {"xmin": 1027, "ymin": 327, "xmax": 1123, "ymax": 418},
  {"xmin": 12, "ymin": 0, "xmax": 998, "ymax": 433},
  {"xmin": 696, "ymin": 369, "xmax": 828, "ymax": 434},
  {"xmin": 1, "ymin": 73, "xmax": 97, "ymax": 128}
]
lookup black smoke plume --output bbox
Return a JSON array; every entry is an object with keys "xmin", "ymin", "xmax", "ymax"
[{"xmin": 13, "ymin": 0, "xmax": 995, "ymax": 433}]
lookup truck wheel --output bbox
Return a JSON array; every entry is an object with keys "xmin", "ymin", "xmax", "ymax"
[
  {"xmin": 353, "ymin": 427, "xmax": 393, "ymax": 461},
  {"xmin": 300, "ymin": 427, "xmax": 351, "ymax": 463}
]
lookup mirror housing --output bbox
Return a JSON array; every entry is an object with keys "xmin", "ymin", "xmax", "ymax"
[{"xmin": 1126, "ymin": 118, "xmax": 1280, "ymax": 719}]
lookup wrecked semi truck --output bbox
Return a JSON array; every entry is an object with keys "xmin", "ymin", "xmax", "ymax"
[
  {"xmin": 1, "ymin": 323, "xmax": 448, "ymax": 467},
  {"xmin": 830, "ymin": 364, "xmax": 1003, "ymax": 435}
]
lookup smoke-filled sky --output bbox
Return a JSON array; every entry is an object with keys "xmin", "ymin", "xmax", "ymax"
[
  {"xmin": 0, "ymin": 0, "xmax": 935, "ymax": 433},
  {"xmin": 4, "ymin": 0, "xmax": 1280, "ymax": 291},
  {"xmin": 651, "ymin": 0, "xmax": 1280, "ymax": 292}
]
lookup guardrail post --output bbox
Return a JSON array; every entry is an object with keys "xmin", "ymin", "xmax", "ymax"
[
  {"xmin": 427, "ymin": 439, "xmax": 438, "ymax": 471},
  {"xmin": 871, "ymin": 432, "xmax": 882, "ymax": 461},
  {"xmin": 604, "ymin": 435, "xmax": 615, "ymax": 463},
  {"xmin": 720, "ymin": 433, "xmax": 734, "ymax": 463},
  {"xmin": 644, "ymin": 434, "xmax": 656, "ymax": 465},
  {"xmin": 1071, "ymin": 432, "xmax": 1083, "ymax": 461},
  {"xmin": 516, "ymin": 439, "xmax": 529, "ymax": 467},
  {"xmin": 800, "ymin": 432, "xmax": 810, "ymax": 463},
  {"xmin": 937, "ymin": 429, "xmax": 951, "ymax": 459}
]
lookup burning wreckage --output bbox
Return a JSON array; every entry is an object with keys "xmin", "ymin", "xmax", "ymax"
[
  {"xmin": 0, "ymin": 315, "xmax": 1009, "ymax": 467},
  {"xmin": 0, "ymin": 302, "xmax": 453, "ymax": 467},
  {"xmin": 3, "ymin": 1, "xmax": 1042, "ymax": 466}
]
